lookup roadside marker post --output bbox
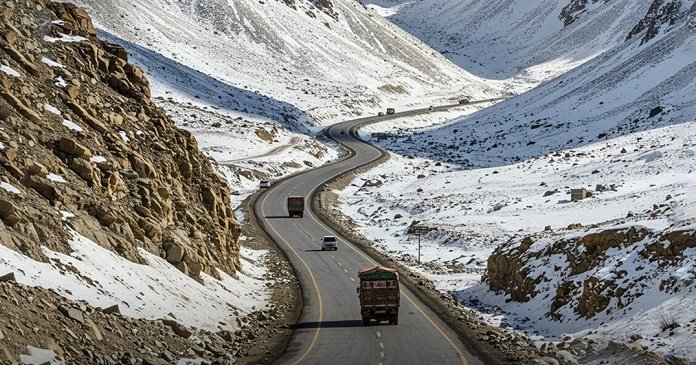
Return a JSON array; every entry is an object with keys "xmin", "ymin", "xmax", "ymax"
[{"xmin": 408, "ymin": 225, "xmax": 436, "ymax": 264}]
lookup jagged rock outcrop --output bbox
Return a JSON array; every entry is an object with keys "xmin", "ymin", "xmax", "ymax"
[
  {"xmin": 559, "ymin": 0, "xmax": 611, "ymax": 26},
  {"xmin": 626, "ymin": 0, "xmax": 696, "ymax": 44},
  {"xmin": 484, "ymin": 227, "xmax": 695, "ymax": 319},
  {"xmin": 282, "ymin": 0, "xmax": 338, "ymax": 19},
  {"xmin": 0, "ymin": 0, "xmax": 240, "ymax": 278}
]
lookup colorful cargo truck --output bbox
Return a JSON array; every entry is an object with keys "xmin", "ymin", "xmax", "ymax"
[{"xmin": 357, "ymin": 266, "xmax": 400, "ymax": 325}]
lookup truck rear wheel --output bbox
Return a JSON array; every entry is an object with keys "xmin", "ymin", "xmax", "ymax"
[
  {"xmin": 362, "ymin": 318, "xmax": 370, "ymax": 326},
  {"xmin": 390, "ymin": 317, "xmax": 398, "ymax": 325}
]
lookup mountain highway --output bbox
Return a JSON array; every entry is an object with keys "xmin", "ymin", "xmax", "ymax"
[{"xmin": 255, "ymin": 99, "xmax": 504, "ymax": 365}]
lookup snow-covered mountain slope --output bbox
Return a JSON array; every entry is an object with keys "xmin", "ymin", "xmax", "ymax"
[
  {"xmin": 342, "ymin": 118, "xmax": 696, "ymax": 357},
  {"xmin": 67, "ymin": 0, "xmax": 495, "ymax": 127},
  {"xmin": 64, "ymin": 0, "xmax": 501, "ymax": 200},
  {"xmin": 363, "ymin": 0, "xmax": 689, "ymax": 93},
  {"xmin": 335, "ymin": 2, "xmax": 696, "ymax": 360},
  {"xmin": 373, "ymin": 6, "xmax": 696, "ymax": 169},
  {"xmin": 0, "ymin": 231, "xmax": 268, "ymax": 331}
]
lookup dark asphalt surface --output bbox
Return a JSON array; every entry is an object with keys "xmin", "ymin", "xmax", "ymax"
[{"xmin": 257, "ymin": 100, "xmax": 504, "ymax": 365}]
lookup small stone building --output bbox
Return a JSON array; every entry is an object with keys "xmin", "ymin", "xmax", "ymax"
[{"xmin": 571, "ymin": 188, "xmax": 589, "ymax": 201}]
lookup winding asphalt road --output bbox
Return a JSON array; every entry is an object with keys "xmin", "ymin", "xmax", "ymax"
[{"xmin": 255, "ymin": 99, "xmax": 504, "ymax": 365}]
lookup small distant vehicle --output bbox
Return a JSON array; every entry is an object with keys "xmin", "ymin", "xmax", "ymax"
[
  {"xmin": 287, "ymin": 196, "xmax": 305, "ymax": 218},
  {"xmin": 358, "ymin": 266, "xmax": 400, "ymax": 325},
  {"xmin": 428, "ymin": 105, "xmax": 433, "ymax": 110},
  {"xmin": 340, "ymin": 131, "xmax": 345, "ymax": 135},
  {"xmin": 259, "ymin": 180, "xmax": 271, "ymax": 188},
  {"xmin": 321, "ymin": 235, "xmax": 338, "ymax": 251},
  {"xmin": 386, "ymin": 108, "xmax": 395, "ymax": 115},
  {"xmin": 459, "ymin": 99, "xmax": 470, "ymax": 105},
  {"xmin": 377, "ymin": 112, "xmax": 385, "ymax": 116}
]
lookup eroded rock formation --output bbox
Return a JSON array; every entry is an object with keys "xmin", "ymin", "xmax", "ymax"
[
  {"xmin": 0, "ymin": 0, "xmax": 240, "ymax": 278},
  {"xmin": 484, "ymin": 227, "xmax": 695, "ymax": 319}
]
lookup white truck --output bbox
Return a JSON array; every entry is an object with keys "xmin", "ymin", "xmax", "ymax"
[{"xmin": 321, "ymin": 235, "xmax": 338, "ymax": 251}]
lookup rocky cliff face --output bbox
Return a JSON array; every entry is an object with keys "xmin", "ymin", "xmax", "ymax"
[
  {"xmin": 559, "ymin": 0, "xmax": 611, "ymax": 26},
  {"xmin": 0, "ymin": 0, "xmax": 240, "ymax": 278},
  {"xmin": 485, "ymin": 226, "xmax": 695, "ymax": 319},
  {"xmin": 282, "ymin": 0, "xmax": 338, "ymax": 18},
  {"xmin": 626, "ymin": 0, "xmax": 696, "ymax": 43}
]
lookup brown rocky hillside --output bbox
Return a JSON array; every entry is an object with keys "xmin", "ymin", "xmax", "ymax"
[
  {"xmin": 485, "ymin": 226, "xmax": 695, "ymax": 320},
  {"xmin": 0, "ymin": 0, "xmax": 240, "ymax": 278}
]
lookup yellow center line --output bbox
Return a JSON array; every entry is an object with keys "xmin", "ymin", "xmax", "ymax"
[
  {"xmin": 305, "ymin": 202, "xmax": 469, "ymax": 365},
  {"xmin": 260, "ymin": 192, "xmax": 323, "ymax": 365},
  {"xmin": 259, "ymin": 125, "xmax": 468, "ymax": 365},
  {"xmin": 402, "ymin": 293, "xmax": 467, "ymax": 364}
]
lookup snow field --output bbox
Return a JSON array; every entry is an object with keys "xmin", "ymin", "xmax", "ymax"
[{"xmin": 338, "ymin": 111, "xmax": 696, "ymax": 357}]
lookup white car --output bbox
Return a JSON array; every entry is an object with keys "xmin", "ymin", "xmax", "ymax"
[
  {"xmin": 321, "ymin": 236, "xmax": 338, "ymax": 251},
  {"xmin": 259, "ymin": 180, "xmax": 271, "ymax": 188}
]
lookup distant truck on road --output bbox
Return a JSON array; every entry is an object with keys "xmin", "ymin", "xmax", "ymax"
[
  {"xmin": 358, "ymin": 266, "xmax": 400, "ymax": 325},
  {"xmin": 458, "ymin": 99, "xmax": 470, "ymax": 105},
  {"xmin": 386, "ymin": 108, "xmax": 395, "ymax": 115},
  {"xmin": 287, "ymin": 196, "xmax": 305, "ymax": 218}
]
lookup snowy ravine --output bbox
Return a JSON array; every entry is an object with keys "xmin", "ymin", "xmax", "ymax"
[
  {"xmin": 336, "ymin": 0, "xmax": 696, "ymax": 360},
  {"xmin": 363, "ymin": 0, "xmax": 690, "ymax": 95}
]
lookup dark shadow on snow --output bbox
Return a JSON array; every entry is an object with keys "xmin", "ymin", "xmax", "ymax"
[
  {"xmin": 367, "ymin": 29, "xmax": 696, "ymax": 171},
  {"xmin": 96, "ymin": 30, "xmax": 313, "ymax": 134}
]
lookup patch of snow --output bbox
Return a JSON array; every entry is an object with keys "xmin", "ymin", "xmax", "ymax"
[
  {"xmin": 60, "ymin": 211, "xmax": 75, "ymax": 220},
  {"xmin": 46, "ymin": 173, "xmax": 67, "ymax": 183},
  {"xmin": 119, "ymin": 131, "xmax": 130, "ymax": 142},
  {"xmin": 41, "ymin": 56, "xmax": 65, "ymax": 68},
  {"xmin": 0, "ymin": 181, "xmax": 21, "ymax": 195},
  {"xmin": 43, "ymin": 33, "xmax": 87, "ymax": 43},
  {"xmin": 19, "ymin": 346, "xmax": 63, "ymax": 365},
  {"xmin": 62, "ymin": 119, "xmax": 83, "ymax": 132},
  {"xmin": 0, "ymin": 64, "xmax": 20, "ymax": 78},
  {"xmin": 364, "ymin": 2, "xmax": 409, "ymax": 17},
  {"xmin": 90, "ymin": 155, "xmax": 107, "ymax": 163},
  {"xmin": 44, "ymin": 104, "xmax": 62, "ymax": 116},
  {"xmin": 177, "ymin": 358, "xmax": 205, "ymax": 365},
  {"xmin": 54, "ymin": 76, "xmax": 68, "ymax": 88},
  {"xmin": 0, "ymin": 230, "xmax": 270, "ymax": 331}
]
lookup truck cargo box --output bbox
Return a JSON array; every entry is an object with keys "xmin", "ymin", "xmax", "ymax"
[
  {"xmin": 287, "ymin": 196, "xmax": 305, "ymax": 218},
  {"xmin": 358, "ymin": 266, "xmax": 399, "ymax": 325}
]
